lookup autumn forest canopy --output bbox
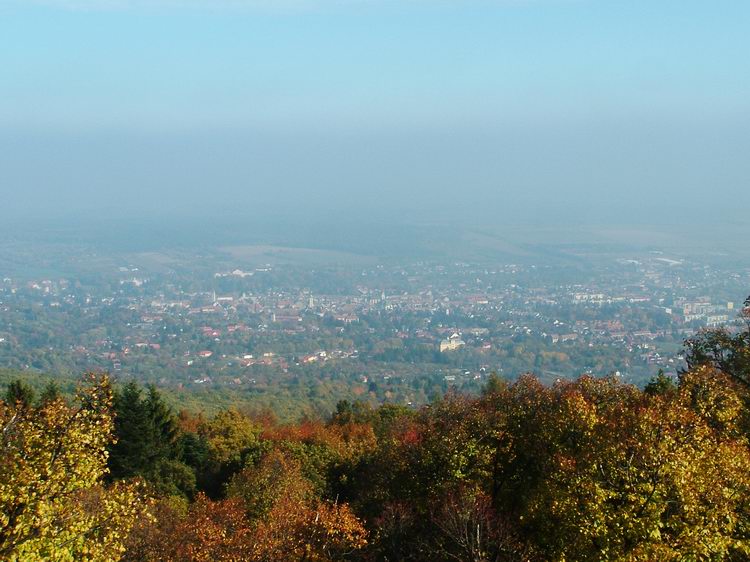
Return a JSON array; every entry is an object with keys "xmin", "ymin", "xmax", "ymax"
[{"xmin": 2, "ymin": 298, "xmax": 750, "ymax": 561}]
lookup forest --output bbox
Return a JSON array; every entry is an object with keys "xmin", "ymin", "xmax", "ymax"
[{"xmin": 1, "ymin": 298, "xmax": 749, "ymax": 562}]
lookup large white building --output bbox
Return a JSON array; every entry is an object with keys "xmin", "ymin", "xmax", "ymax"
[{"xmin": 440, "ymin": 333, "xmax": 466, "ymax": 352}]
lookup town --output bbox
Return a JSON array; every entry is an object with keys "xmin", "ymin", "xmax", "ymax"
[{"xmin": 1, "ymin": 246, "xmax": 747, "ymax": 414}]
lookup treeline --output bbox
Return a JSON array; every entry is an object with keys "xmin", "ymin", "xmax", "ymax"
[{"xmin": 1, "ymin": 299, "xmax": 750, "ymax": 561}]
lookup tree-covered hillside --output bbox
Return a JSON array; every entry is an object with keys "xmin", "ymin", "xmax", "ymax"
[{"xmin": 2, "ymin": 299, "xmax": 750, "ymax": 561}]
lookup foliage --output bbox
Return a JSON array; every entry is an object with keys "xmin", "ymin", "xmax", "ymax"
[
  {"xmin": 250, "ymin": 496, "xmax": 368, "ymax": 561},
  {"xmin": 38, "ymin": 381, "xmax": 61, "ymax": 406},
  {"xmin": 0, "ymin": 373, "xmax": 149, "ymax": 561},
  {"xmin": 227, "ymin": 449, "xmax": 313, "ymax": 521},
  {"xmin": 524, "ymin": 370, "xmax": 750, "ymax": 560},
  {"xmin": 5, "ymin": 315, "xmax": 750, "ymax": 561},
  {"xmin": 4, "ymin": 378, "xmax": 35, "ymax": 409},
  {"xmin": 429, "ymin": 487, "xmax": 535, "ymax": 562},
  {"xmin": 643, "ymin": 369, "xmax": 677, "ymax": 396},
  {"xmin": 683, "ymin": 296, "xmax": 750, "ymax": 387},
  {"xmin": 126, "ymin": 446, "xmax": 369, "ymax": 562},
  {"xmin": 329, "ymin": 369, "xmax": 750, "ymax": 560},
  {"xmin": 109, "ymin": 382, "xmax": 194, "ymax": 497},
  {"xmin": 196, "ymin": 407, "xmax": 263, "ymax": 496}
]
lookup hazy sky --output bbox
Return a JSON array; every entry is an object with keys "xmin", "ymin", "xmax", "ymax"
[{"xmin": 1, "ymin": 0, "xmax": 748, "ymax": 224}]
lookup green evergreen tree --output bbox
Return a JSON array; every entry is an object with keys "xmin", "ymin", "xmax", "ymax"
[
  {"xmin": 144, "ymin": 384, "xmax": 179, "ymax": 460},
  {"xmin": 482, "ymin": 372, "xmax": 505, "ymax": 396},
  {"xmin": 109, "ymin": 382, "xmax": 196, "ymax": 497},
  {"xmin": 4, "ymin": 379, "xmax": 35, "ymax": 409},
  {"xmin": 644, "ymin": 369, "xmax": 677, "ymax": 396},
  {"xmin": 109, "ymin": 382, "xmax": 152, "ymax": 479},
  {"xmin": 38, "ymin": 381, "xmax": 61, "ymax": 406}
]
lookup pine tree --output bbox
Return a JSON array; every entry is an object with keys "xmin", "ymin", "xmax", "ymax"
[
  {"xmin": 38, "ymin": 381, "xmax": 61, "ymax": 406},
  {"xmin": 145, "ymin": 384, "xmax": 179, "ymax": 461},
  {"xmin": 109, "ymin": 382, "xmax": 196, "ymax": 497},
  {"xmin": 4, "ymin": 379, "xmax": 35, "ymax": 409},
  {"xmin": 109, "ymin": 382, "xmax": 153, "ymax": 479}
]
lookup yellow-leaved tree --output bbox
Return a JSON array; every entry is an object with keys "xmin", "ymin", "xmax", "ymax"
[
  {"xmin": 526, "ymin": 369, "xmax": 750, "ymax": 561},
  {"xmin": 0, "ymin": 373, "xmax": 149, "ymax": 562}
]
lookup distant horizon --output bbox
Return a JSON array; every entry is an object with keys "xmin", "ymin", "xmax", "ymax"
[{"xmin": 3, "ymin": 214, "xmax": 750, "ymax": 269}]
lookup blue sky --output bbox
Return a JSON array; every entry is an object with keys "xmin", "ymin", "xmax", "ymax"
[
  {"xmin": 1, "ymin": 0, "xmax": 748, "ymax": 223},
  {"xmin": 3, "ymin": 0, "xmax": 749, "ymax": 132}
]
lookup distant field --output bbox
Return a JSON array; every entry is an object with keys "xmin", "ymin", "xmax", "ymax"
[
  {"xmin": 470, "ymin": 223, "xmax": 750, "ymax": 265},
  {"xmin": 2, "ymin": 220, "xmax": 749, "ymax": 276},
  {"xmin": 221, "ymin": 244, "xmax": 377, "ymax": 266}
]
